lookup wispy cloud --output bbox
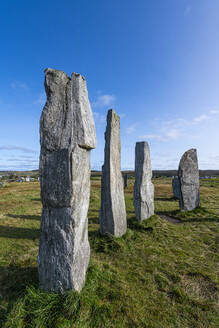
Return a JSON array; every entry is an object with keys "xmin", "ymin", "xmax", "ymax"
[
  {"xmin": 34, "ymin": 93, "xmax": 46, "ymax": 105},
  {"xmin": 92, "ymin": 94, "xmax": 115, "ymax": 108},
  {"xmin": 193, "ymin": 114, "xmax": 208, "ymax": 123},
  {"xmin": 0, "ymin": 145, "xmax": 37, "ymax": 153},
  {"xmin": 210, "ymin": 109, "xmax": 219, "ymax": 115},
  {"xmin": 126, "ymin": 123, "xmax": 137, "ymax": 135},
  {"xmin": 11, "ymin": 81, "xmax": 29, "ymax": 91},
  {"xmin": 139, "ymin": 128, "xmax": 182, "ymax": 142},
  {"xmin": 93, "ymin": 111, "xmax": 106, "ymax": 124},
  {"xmin": 161, "ymin": 109, "xmax": 219, "ymax": 129},
  {"xmin": 139, "ymin": 134, "xmax": 163, "ymax": 141}
]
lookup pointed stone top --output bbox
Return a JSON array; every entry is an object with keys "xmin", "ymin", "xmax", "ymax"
[
  {"xmin": 107, "ymin": 109, "xmax": 120, "ymax": 122},
  {"xmin": 179, "ymin": 148, "xmax": 197, "ymax": 167},
  {"xmin": 40, "ymin": 68, "xmax": 96, "ymax": 151}
]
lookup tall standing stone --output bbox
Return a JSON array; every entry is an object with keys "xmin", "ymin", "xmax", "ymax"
[
  {"xmin": 99, "ymin": 109, "xmax": 127, "ymax": 237},
  {"xmin": 134, "ymin": 142, "xmax": 154, "ymax": 220},
  {"xmin": 38, "ymin": 68, "xmax": 96, "ymax": 293},
  {"xmin": 172, "ymin": 176, "xmax": 180, "ymax": 199},
  {"xmin": 178, "ymin": 148, "xmax": 200, "ymax": 211}
]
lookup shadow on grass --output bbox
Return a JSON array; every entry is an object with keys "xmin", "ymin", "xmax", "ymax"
[
  {"xmin": 31, "ymin": 198, "xmax": 41, "ymax": 202},
  {"xmin": 0, "ymin": 265, "xmax": 38, "ymax": 326},
  {"xmin": 6, "ymin": 214, "xmax": 41, "ymax": 221},
  {"xmin": 0, "ymin": 225, "xmax": 40, "ymax": 239},
  {"xmin": 88, "ymin": 217, "xmax": 99, "ymax": 224},
  {"xmin": 180, "ymin": 217, "xmax": 219, "ymax": 223},
  {"xmin": 127, "ymin": 217, "xmax": 154, "ymax": 232},
  {"xmin": 156, "ymin": 210, "xmax": 219, "ymax": 224},
  {"xmin": 155, "ymin": 197, "xmax": 177, "ymax": 202}
]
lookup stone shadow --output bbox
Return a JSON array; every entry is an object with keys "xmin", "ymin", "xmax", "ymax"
[
  {"xmin": 31, "ymin": 198, "xmax": 41, "ymax": 202},
  {"xmin": 155, "ymin": 197, "xmax": 176, "ymax": 202},
  {"xmin": 181, "ymin": 217, "xmax": 219, "ymax": 223},
  {"xmin": 0, "ymin": 225, "xmax": 40, "ymax": 239},
  {"xmin": 0, "ymin": 265, "xmax": 38, "ymax": 326},
  {"xmin": 7, "ymin": 214, "xmax": 41, "ymax": 221},
  {"xmin": 88, "ymin": 217, "xmax": 99, "ymax": 224}
]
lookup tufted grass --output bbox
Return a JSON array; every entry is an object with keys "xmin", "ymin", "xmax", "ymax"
[{"xmin": 0, "ymin": 178, "xmax": 218, "ymax": 327}]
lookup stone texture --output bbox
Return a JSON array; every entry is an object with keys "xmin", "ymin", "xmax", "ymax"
[
  {"xmin": 178, "ymin": 148, "xmax": 200, "ymax": 211},
  {"xmin": 133, "ymin": 142, "xmax": 154, "ymax": 220},
  {"xmin": 172, "ymin": 176, "xmax": 180, "ymax": 199},
  {"xmin": 99, "ymin": 109, "xmax": 127, "ymax": 237},
  {"xmin": 38, "ymin": 68, "xmax": 96, "ymax": 293}
]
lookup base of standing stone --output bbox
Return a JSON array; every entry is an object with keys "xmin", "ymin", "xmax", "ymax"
[
  {"xmin": 38, "ymin": 207, "xmax": 90, "ymax": 293},
  {"xmin": 134, "ymin": 183, "xmax": 154, "ymax": 221}
]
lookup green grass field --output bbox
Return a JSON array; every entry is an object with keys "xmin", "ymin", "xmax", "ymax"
[{"xmin": 0, "ymin": 178, "xmax": 218, "ymax": 327}]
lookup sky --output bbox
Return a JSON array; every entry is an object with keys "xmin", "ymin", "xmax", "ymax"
[{"xmin": 0, "ymin": 0, "xmax": 219, "ymax": 171}]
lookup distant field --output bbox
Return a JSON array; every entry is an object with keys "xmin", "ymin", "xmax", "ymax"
[{"xmin": 0, "ymin": 178, "xmax": 218, "ymax": 327}]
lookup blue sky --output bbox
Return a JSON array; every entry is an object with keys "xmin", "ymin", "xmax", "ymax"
[{"xmin": 0, "ymin": 0, "xmax": 219, "ymax": 171}]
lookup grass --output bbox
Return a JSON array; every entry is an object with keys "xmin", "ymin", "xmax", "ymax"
[{"xmin": 0, "ymin": 178, "xmax": 218, "ymax": 327}]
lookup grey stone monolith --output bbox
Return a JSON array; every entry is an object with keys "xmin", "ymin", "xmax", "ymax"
[
  {"xmin": 178, "ymin": 148, "xmax": 200, "ymax": 211},
  {"xmin": 99, "ymin": 109, "xmax": 127, "ymax": 237},
  {"xmin": 38, "ymin": 68, "xmax": 96, "ymax": 293},
  {"xmin": 172, "ymin": 176, "xmax": 180, "ymax": 199},
  {"xmin": 133, "ymin": 141, "xmax": 154, "ymax": 220}
]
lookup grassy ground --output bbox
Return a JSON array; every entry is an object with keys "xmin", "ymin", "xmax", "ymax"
[{"xmin": 0, "ymin": 178, "xmax": 218, "ymax": 327}]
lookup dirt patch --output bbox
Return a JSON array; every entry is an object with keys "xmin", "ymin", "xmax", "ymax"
[
  {"xmin": 182, "ymin": 273, "xmax": 218, "ymax": 302},
  {"xmin": 159, "ymin": 214, "xmax": 181, "ymax": 224}
]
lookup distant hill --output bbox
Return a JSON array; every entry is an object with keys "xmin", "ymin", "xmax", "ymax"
[{"xmin": 1, "ymin": 169, "xmax": 219, "ymax": 178}]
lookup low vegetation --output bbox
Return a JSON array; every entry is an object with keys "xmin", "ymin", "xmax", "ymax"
[{"xmin": 0, "ymin": 178, "xmax": 218, "ymax": 327}]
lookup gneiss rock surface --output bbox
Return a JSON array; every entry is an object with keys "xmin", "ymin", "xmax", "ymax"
[
  {"xmin": 99, "ymin": 109, "xmax": 127, "ymax": 237},
  {"xmin": 172, "ymin": 176, "xmax": 180, "ymax": 199},
  {"xmin": 38, "ymin": 68, "xmax": 96, "ymax": 293},
  {"xmin": 178, "ymin": 148, "xmax": 200, "ymax": 211},
  {"xmin": 133, "ymin": 141, "xmax": 154, "ymax": 220}
]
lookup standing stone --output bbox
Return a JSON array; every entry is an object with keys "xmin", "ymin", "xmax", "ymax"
[
  {"xmin": 99, "ymin": 109, "xmax": 127, "ymax": 237},
  {"xmin": 123, "ymin": 174, "xmax": 128, "ymax": 188},
  {"xmin": 133, "ymin": 142, "xmax": 154, "ymax": 220},
  {"xmin": 172, "ymin": 176, "xmax": 180, "ymax": 199},
  {"xmin": 38, "ymin": 68, "xmax": 96, "ymax": 293},
  {"xmin": 178, "ymin": 148, "xmax": 200, "ymax": 211}
]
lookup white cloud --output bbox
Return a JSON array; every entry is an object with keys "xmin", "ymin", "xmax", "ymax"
[
  {"xmin": 193, "ymin": 114, "xmax": 208, "ymax": 123},
  {"xmin": 210, "ymin": 109, "xmax": 219, "ymax": 115},
  {"xmin": 11, "ymin": 81, "xmax": 29, "ymax": 91},
  {"xmin": 139, "ymin": 128, "xmax": 182, "ymax": 142},
  {"xmin": 160, "ymin": 110, "xmax": 219, "ymax": 129},
  {"xmin": 92, "ymin": 94, "xmax": 115, "ymax": 108},
  {"xmin": 126, "ymin": 123, "xmax": 137, "ymax": 135},
  {"xmin": 34, "ymin": 93, "xmax": 46, "ymax": 105},
  {"xmin": 165, "ymin": 128, "xmax": 182, "ymax": 139}
]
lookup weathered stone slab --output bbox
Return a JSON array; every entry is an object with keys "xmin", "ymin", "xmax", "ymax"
[
  {"xmin": 99, "ymin": 109, "xmax": 127, "ymax": 237},
  {"xmin": 38, "ymin": 68, "xmax": 96, "ymax": 293},
  {"xmin": 178, "ymin": 148, "xmax": 200, "ymax": 211},
  {"xmin": 133, "ymin": 141, "xmax": 154, "ymax": 220},
  {"xmin": 172, "ymin": 176, "xmax": 180, "ymax": 199}
]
